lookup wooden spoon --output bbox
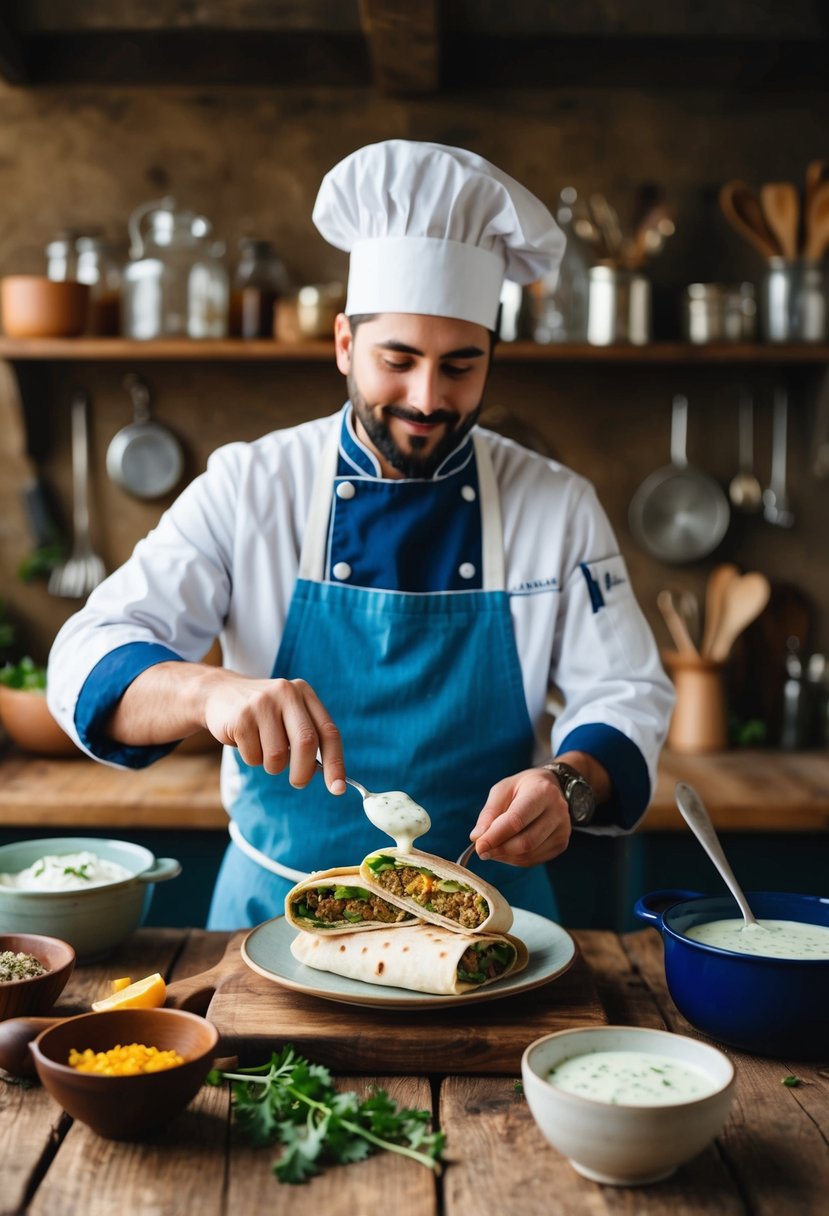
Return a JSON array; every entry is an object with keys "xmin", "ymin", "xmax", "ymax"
[
  {"xmin": 706, "ymin": 572, "xmax": 771, "ymax": 663},
  {"xmin": 657, "ymin": 589, "xmax": 699, "ymax": 656},
  {"xmin": 700, "ymin": 563, "xmax": 740, "ymax": 657},
  {"xmin": 760, "ymin": 182, "xmax": 800, "ymax": 261},
  {"xmin": 805, "ymin": 160, "xmax": 829, "ymax": 215},
  {"xmin": 803, "ymin": 179, "xmax": 829, "ymax": 262},
  {"xmin": 0, "ymin": 932, "xmax": 245, "ymax": 1078},
  {"xmin": 719, "ymin": 181, "xmax": 781, "ymax": 260}
]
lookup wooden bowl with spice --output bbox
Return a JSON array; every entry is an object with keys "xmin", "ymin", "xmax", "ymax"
[
  {"xmin": 29, "ymin": 1007, "xmax": 220, "ymax": 1140},
  {"xmin": 0, "ymin": 932, "xmax": 75, "ymax": 1021}
]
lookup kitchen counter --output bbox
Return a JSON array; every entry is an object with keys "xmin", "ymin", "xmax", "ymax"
[
  {"xmin": 3, "ymin": 925, "xmax": 827, "ymax": 1215},
  {"xmin": 1, "ymin": 747, "xmax": 828, "ymax": 832}
]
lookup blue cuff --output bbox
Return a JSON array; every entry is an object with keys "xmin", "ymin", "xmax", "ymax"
[
  {"xmin": 557, "ymin": 723, "xmax": 650, "ymax": 829},
  {"xmin": 76, "ymin": 642, "xmax": 185, "ymax": 768}
]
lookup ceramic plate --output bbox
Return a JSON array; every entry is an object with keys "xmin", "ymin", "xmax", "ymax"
[{"xmin": 241, "ymin": 907, "xmax": 576, "ymax": 1010}]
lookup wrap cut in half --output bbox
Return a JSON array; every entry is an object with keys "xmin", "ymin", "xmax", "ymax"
[
  {"xmin": 358, "ymin": 848, "xmax": 513, "ymax": 934},
  {"xmin": 285, "ymin": 865, "xmax": 417, "ymax": 935},
  {"xmin": 290, "ymin": 922, "xmax": 529, "ymax": 995}
]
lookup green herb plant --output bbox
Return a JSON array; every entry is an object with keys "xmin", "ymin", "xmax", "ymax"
[
  {"xmin": 0, "ymin": 656, "xmax": 47, "ymax": 690},
  {"xmin": 207, "ymin": 1046, "xmax": 445, "ymax": 1184}
]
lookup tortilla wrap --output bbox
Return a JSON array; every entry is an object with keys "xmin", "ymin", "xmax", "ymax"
[
  {"xmin": 285, "ymin": 865, "xmax": 416, "ymax": 935},
  {"xmin": 290, "ymin": 922, "xmax": 529, "ymax": 995},
  {"xmin": 359, "ymin": 848, "xmax": 514, "ymax": 934}
]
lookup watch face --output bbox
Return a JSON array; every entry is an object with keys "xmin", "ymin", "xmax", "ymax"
[{"xmin": 568, "ymin": 782, "xmax": 594, "ymax": 824}]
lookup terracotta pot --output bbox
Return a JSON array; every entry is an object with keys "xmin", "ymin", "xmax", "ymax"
[
  {"xmin": 662, "ymin": 650, "xmax": 728, "ymax": 754},
  {"xmin": 1, "ymin": 276, "xmax": 89, "ymax": 338},
  {"xmin": 0, "ymin": 686, "xmax": 80, "ymax": 757}
]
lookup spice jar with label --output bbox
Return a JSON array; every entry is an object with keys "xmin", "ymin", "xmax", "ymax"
[{"xmin": 231, "ymin": 238, "xmax": 291, "ymax": 339}]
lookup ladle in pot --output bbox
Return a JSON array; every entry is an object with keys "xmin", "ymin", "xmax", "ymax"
[{"xmin": 674, "ymin": 782, "xmax": 760, "ymax": 929}]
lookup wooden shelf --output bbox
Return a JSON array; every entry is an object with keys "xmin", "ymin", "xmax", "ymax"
[
  {"xmin": 0, "ymin": 338, "xmax": 828, "ymax": 364},
  {"xmin": 1, "ymin": 747, "xmax": 828, "ymax": 834}
]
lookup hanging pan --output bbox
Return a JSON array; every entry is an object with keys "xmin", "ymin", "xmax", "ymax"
[
  {"xmin": 106, "ymin": 373, "xmax": 184, "ymax": 500},
  {"xmin": 629, "ymin": 394, "xmax": 730, "ymax": 563}
]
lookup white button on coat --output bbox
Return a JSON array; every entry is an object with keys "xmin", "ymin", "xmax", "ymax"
[
  {"xmin": 459, "ymin": 563, "xmax": 476, "ymax": 580},
  {"xmin": 332, "ymin": 562, "xmax": 352, "ymax": 581},
  {"xmin": 336, "ymin": 482, "xmax": 356, "ymax": 499},
  {"xmin": 461, "ymin": 485, "xmax": 477, "ymax": 502}
]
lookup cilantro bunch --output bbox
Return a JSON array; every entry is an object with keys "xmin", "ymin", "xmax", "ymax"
[{"xmin": 208, "ymin": 1046, "xmax": 445, "ymax": 1184}]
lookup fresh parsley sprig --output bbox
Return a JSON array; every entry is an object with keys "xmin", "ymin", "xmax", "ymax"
[{"xmin": 207, "ymin": 1046, "xmax": 445, "ymax": 1184}]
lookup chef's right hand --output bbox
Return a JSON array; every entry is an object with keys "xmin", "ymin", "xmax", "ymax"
[{"xmin": 202, "ymin": 673, "xmax": 346, "ymax": 793}]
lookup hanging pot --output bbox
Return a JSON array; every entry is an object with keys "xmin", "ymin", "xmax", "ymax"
[
  {"xmin": 106, "ymin": 373, "xmax": 184, "ymax": 500},
  {"xmin": 628, "ymin": 395, "xmax": 730, "ymax": 563}
]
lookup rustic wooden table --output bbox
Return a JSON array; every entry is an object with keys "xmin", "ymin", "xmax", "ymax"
[{"xmin": 2, "ymin": 927, "xmax": 827, "ymax": 1215}]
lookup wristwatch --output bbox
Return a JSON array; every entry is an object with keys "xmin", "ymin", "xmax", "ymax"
[{"xmin": 543, "ymin": 761, "xmax": 596, "ymax": 827}]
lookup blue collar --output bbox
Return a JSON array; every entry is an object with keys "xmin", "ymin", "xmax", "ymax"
[{"xmin": 337, "ymin": 402, "xmax": 475, "ymax": 481}]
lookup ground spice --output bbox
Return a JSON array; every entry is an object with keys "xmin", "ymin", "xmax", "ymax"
[
  {"xmin": 0, "ymin": 950, "xmax": 48, "ymax": 982},
  {"xmin": 68, "ymin": 1043, "xmax": 185, "ymax": 1075}
]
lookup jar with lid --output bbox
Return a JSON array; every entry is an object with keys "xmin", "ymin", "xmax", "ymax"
[
  {"xmin": 230, "ymin": 239, "xmax": 291, "ymax": 339},
  {"xmin": 45, "ymin": 234, "xmax": 78, "ymax": 283},
  {"xmin": 121, "ymin": 197, "xmax": 229, "ymax": 340},
  {"xmin": 76, "ymin": 237, "xmax": 124, "ymax": 335}
]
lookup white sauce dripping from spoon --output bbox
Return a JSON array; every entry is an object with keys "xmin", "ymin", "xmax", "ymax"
[{"xmin": 315, "ymin": 760, "xmax": 431, "ymax": 851}]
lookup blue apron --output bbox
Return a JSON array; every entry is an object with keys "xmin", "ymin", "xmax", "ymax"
[{"xmin": 207, "ymin": 423, "xmax": 558, "ymax": 929}]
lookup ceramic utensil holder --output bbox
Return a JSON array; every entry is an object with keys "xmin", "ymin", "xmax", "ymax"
[{"xmin": 662, "ymin": 651, "xmax": 728, "ymax": 754}]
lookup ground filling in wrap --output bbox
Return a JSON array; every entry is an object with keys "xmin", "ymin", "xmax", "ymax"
[
  {"xmin": 457, "ymin": 940, "xmax": 516, "ymax": 984},
  {"xmin": 365, "ymin": 855, "xmax": 490, "ymax": 930},
  {"xmin": 291, "ymin": 883, "xmax": 414, "ymax": 928}
]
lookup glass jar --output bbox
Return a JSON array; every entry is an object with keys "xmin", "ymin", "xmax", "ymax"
[
  {"xmin": 45, "ymin": 233, "xmax": 78, "ymax": 282},
  {"xmin": 76, "ymin": 237, "xmax": 124, "ymax": 335},
  {"xmin": 682, "ymin": 282, "xmax": 756, "ymax": 344},
  {"xmin": 533, "ymin": 187, "xmax": 591, "ymax": 343},
  {"xmin": 231, "ymin": 238, "xmax": 290, "ymax": 339}
]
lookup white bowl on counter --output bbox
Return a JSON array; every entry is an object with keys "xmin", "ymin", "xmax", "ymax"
[
  {"xmin": 0, "ymin": 837, "xmax": 181, "ymax": 962},
  {"xmin": 521, "ymin": 1025, "xmax": 736, "ymax": 1186}
]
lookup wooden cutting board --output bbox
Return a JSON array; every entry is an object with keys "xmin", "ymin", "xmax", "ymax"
[{"xmin": 201, "ymin": 934, "xmax": 607, "ymax": 1075}]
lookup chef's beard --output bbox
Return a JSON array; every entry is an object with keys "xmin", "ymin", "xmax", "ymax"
[{"xmin": 347, "ymin": 371, "xmax": 483, "ymax": 478}]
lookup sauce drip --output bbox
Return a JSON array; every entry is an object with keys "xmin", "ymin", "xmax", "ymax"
[{"xmin": 362, "ymin": 791, "xmax": 432, "ymax": 852}]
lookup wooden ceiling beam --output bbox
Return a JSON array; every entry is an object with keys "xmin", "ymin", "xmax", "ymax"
[
  {"xmin": 0, "ymin": 14, "xmax": 29, "ymax": 83},
  {"xmin": 359, "ymin": 0, "xmax": 441, "ymax": 95}
]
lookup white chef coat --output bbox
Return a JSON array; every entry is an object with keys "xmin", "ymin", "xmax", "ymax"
[{"xmin": 47, "ymin": 403, "xmax": 673, "ymax": 835}]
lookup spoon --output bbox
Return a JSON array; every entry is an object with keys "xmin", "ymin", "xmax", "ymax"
[
  {"xmin": 763, "ymin": 386, "xmax": 795, "ymax": 528},
  {"xmin": 700, "ymin": 563, "xmax": 740, "ymax": 657},
  {"xmin": 674, "ymin": 782, "xmax": 761, "ymax": 929},
  {"xmin": 719, "ymin": 181, "xmax": 781, "ymax": 260},
  {"xmin": 728, "ymin": 390, "xmax": 763, "ymax": 513},
  {"xmin": 314, "ymin": 760, "xmax": 431, "ymax": 849},
  {"xmin": 456, "ymin": 842, "xmax": 476, "ymax": 869},
  {"xmin": 705, "ymin": 571, "xmax": 771, "ymax": 663},
  {"xmin": 803, "ymin": 179, "xmax": 829, "ymax": 262},
  {"xmin": 657, "ymin": 588, "xmax": 699, "ymax": 656}
]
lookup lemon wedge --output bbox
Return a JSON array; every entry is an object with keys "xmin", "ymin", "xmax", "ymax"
[
  {"xmin": 92, "ymin": 972, "xmax": 166, "ymax": 1012},
  {"xmin": 110, "ymin": 976, "xmax": 132, "ymax": 993}
]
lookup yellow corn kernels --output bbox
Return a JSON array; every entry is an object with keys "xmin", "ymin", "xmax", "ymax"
[{"xmin": 68, "ymin": 1042, "xmax": 184, "ymax": 1075}]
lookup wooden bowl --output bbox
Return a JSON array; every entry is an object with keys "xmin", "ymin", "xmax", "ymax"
[
  {"xmin": 0, "ymin": 686, "xmax": 80, "ymax": 756},
  {"xmin": 1, "ymin": 276, "xmax": 89, "ymax": 338},
  {"xmin": 0, "ymin": 932, "xmax": 75, "ymax": 1020},
  {"xmin": 29, "ymin": 1008, "xmax": 220, "ymax": 1140}
]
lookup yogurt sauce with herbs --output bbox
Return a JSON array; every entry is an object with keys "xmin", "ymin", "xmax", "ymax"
[
  {"xmin": 547, "ymin": 1051, "xmax": 719, "ymax": 1106},
  {"xmin": 362, "ymin": 791, "xmax": 432, "ymax": 852},
  {"xmin": 685, "ymin": 917, "xmax": 829, "ymax": 960},
  {"xmin": 0, "ymin": 850, "xmax": 132, "ymax": 892}
]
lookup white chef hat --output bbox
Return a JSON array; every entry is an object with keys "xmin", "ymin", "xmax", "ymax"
[{"xmin": 312, "ymin": 139, "xmax": 564, "ymax": 330}]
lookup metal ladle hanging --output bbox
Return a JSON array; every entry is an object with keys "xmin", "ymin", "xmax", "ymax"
[{"xmin": 106, "ymin": 373, "xmax": 184, "ymax": 499}]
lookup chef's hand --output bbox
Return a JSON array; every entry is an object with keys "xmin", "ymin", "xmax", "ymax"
[
  {"xmin": 467, "ymin": 767, "xmax": 572, "ymax": 868},
  {"xmin": 467, "ymin": 753, "xmax": 611, "ymax": 868},
  {"xmin": 107, "ymin": 661, "xmax": 346, "ymax": 794},
  {"xmin": 202, "ymin": 673, "xmax": 346, "ymax": 793}
]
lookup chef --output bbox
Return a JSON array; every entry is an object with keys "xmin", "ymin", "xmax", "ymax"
[{"xmin": 48, "ymin": 140, "xmax": 674, "ymax": 929}]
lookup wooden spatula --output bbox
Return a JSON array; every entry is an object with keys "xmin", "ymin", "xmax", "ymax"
[
  {"xmin": 706, "ymin": 572, "xmax": 772, "ymax": 663},
  {"xmin": 760, "ymin": 182, "xmax": 800, "ymax": 261},
  {"xmin": 803, "ymin": 179, "xmax": 829, "ymax": 262},
  {"xmin": 701, "ymin": 563, "xmax": 740, "ymax": 657},
  {"xmin": 719, "ymin": 181, "xmax": 781, "ymax": 259}
]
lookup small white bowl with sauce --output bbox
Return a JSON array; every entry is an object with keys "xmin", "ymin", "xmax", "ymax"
[{"xmin": 521, "ymin": 1025, "xmax": 735, "ymax": 1186}]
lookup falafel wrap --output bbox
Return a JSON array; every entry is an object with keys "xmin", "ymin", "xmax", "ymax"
[{"xmin": 359, "ymin": 848, "xmax": 513, "ymax": 934}]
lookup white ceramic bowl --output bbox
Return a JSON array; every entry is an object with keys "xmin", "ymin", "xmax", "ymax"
[
  {"xmin": 521, "ymin": 1025, "xmax": 736, "ymax": 1186},
  {"xmin": 0, "ymin": 837, "xmax": 181, "ymax": 963}
]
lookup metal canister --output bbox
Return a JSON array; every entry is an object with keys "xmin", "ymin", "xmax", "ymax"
[
  {"xmin": 761, "ymin": 258, "xmax": 826, "ymax": 343},
  {"xmin": 682, "ymin": 283, "xmax": 756, "ymax": 343},
  {"xmin": 587, "ymin": 266, "xmax": 651, "ymax": 345}
]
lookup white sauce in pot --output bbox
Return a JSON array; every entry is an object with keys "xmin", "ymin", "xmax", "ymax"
[
  {"xmin": 0, "ymin": 850, "xmax": 133, "ymax": 892},
  {"xmin": 684, "ymin": 917, "xmax": 829, "ymax": 960},
  {"xmin": 362, "ymin": 791, "xmax": 432, "ymax": 852},
  {"xmin": 547, "ymin": 1050, "xmax": 719, "ymax": 1106}
]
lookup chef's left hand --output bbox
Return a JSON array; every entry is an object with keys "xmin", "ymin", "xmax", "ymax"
[{"xmin": 467, "ymin": 767, "xmax": 571, "ymax": 868}]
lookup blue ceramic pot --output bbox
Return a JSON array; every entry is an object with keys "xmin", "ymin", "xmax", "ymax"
[{"xmin": 634, "ymin": 890, "xmax": 829, "ymax": 1059}]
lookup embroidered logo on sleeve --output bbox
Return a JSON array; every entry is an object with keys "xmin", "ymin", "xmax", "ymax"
[{"xmin": 580, "ymin": 557, "xmax": 629, "ymax": 613}]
